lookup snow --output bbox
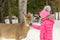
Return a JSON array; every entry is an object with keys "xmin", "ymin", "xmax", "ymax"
[
  {"xmin": 0, "ymin": 37, "xmax": 15, "ymax": 40},
  {"xmin": 55, "ymin": 12, "xmax": 60, "ymax": 20},
  {"xmin": 53, "ymin": 20, "xmax": 60, "ymax": 40},
  {"xmin": 22, "ymin": 27, "xmax": 40, "ymax": 40},
  {"xmin": 5, "ymin": 18, "xmax": 18, "ymax": 24}
]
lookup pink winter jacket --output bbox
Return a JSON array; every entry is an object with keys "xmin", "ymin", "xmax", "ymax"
[{"xmin": 32, "ymin": 18, "xmax": 54, "ymax": 40}]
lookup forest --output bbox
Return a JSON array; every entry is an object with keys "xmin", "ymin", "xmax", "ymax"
[{"xmin": 0, "ymin": 0, "xmax": 60, "ymax": 23}]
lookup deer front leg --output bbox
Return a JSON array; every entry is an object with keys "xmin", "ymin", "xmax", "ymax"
[{"xmin": 16, "ymin": 34, "xmax": 21, "ymax": 40}]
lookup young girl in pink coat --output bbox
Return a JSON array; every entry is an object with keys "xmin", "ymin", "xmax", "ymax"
[{"xmin": 32, "ymin": 5, "xmax": 55, "ymax": 40}]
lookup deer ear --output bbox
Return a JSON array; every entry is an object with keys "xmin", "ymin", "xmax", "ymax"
[{"xmin": 24, "ymin": 14, "xmax": 28, "ymax": 18}]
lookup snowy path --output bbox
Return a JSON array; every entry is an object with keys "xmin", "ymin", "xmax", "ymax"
[{"xmin": 53, "ymin": 20, "xmax": 60, "ymax": 40}]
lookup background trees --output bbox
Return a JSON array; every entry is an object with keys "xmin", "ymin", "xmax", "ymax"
[
  {"xmin": 0, "ymin": 0, "xmax": 60, "ymax": 23},
  {"xmin": 1, "ymin": 0, "xmax": 57, "ymax": 16}
]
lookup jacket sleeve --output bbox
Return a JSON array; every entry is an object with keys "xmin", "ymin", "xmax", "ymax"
[
  {"xmin": 32, "ymin": 22, "xmax": 45, "ymax": 30},
  {"xmin": 32, "ymin": 24, "xmax": 41, "ymax": 30}
]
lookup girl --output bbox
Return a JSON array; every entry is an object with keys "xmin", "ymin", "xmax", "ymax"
[{"xmin": 32, "ymin": 5, "xmax": 55, "ymax": 40}]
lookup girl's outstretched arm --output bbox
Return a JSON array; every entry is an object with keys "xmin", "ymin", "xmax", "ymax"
[
  {"xmin": 32, "ymin": 21, "xmax": 46, "ymax": 30},
  {"xmin": 32, "ymin": 24, "xmax": 41, "ymax": 30}
]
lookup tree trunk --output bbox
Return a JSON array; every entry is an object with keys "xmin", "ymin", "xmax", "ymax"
[
  {"xmin": 0, "ymin": 0, "xmax": 5, "ymax": 23},
  {"xmin": 8, "ymin": 0, "xmax": 12, "ymax": 24},
  {"xmin": 58, "ymin": 0, "xmax": 60, "ymax": 20},
  {"xmin": 55, "ymin": 0, "xmax": 60, "ymax": 20},
  {"xmin": 0, "ymin": 0, "xmax": 3, "ymax": 23},
  {"xmin": 18, "ymin": 0, "xmax": 27, "ymax": 23},
  {"xmin": 1, "ymin": 5, "xmax": 4, "ymax": 23},
  {"xmin": 46, "ymin": 0, "xmax": 48, "ymax": 5}
]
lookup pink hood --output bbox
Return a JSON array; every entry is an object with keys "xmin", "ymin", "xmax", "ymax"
[{"xmin": 39, "ymin": 9, "xmax": 50, "ymax": 18}]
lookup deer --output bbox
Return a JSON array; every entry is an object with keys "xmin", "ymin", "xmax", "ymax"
[{"xmin": 0, "ymin": 13, "xmax": 32, "ymax": 40}]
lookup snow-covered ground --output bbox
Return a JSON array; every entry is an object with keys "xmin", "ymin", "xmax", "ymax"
[
  {"xmin": 53, "ymin": 20, "xmax": 60, "ymax": 40},
  {"xmin": 22, "ymin": 27, "xmax": 40, "ymax": 40},
  {"xmin": 5, "ymin": 18, "xmax": 18, "ymax": 24},
  {"xmin": 0, "ymin": 19, "xmax": 60, "ymax": 40}
]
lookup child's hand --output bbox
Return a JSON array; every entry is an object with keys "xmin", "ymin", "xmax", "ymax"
[{"xmin": 29, "ymin": 23, "xmax": 32, "ymax": 26}]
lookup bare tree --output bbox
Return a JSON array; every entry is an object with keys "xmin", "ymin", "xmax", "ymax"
[
  {"xmin": 55, "ymin": 0, "xmax": 60, "ymax": 20},
  {"xmin": 18, "ymin": 0, "xmax": 27, "ymax": 23},
  {"xmin": 8, "ymin": 0, "xmax": 12, "ymax": 24},
  {"xmin": 46, "ymin": 0, "xmax": 48, "ymax": 5},
  {"xmin": 0, "ymin": 0, "xmax": 5, "ymax": 23}
]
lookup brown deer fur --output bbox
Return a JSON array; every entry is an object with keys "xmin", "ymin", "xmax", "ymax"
[{"xmin": 0, "ymin": 14, "xmax": 32, "ymax": 40}]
